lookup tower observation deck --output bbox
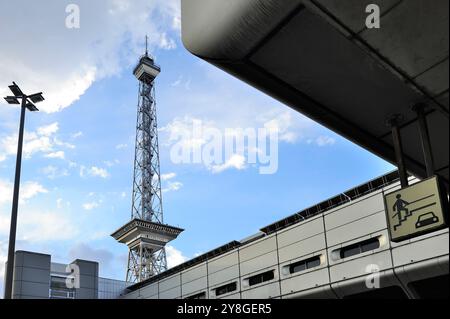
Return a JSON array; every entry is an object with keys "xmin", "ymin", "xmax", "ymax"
[{"xmin": 112, "ymin": 42, "xmax": 183, "ymax": 283}]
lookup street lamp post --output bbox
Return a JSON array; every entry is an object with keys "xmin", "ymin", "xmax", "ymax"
[{"xmin": 3, "ymin": 82, "xmax": 43, "ymax": 299}]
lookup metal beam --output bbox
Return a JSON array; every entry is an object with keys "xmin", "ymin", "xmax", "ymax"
[
  {"xmin": 387, "ymin": 115, "xmax": 409, "ymax": 188},
  {"xmin": 413, "ymin": 104, "xmax": 435, "ymax": 177}
]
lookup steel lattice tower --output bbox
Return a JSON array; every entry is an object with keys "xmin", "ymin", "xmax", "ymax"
[{"xmin": 112, "ymin": 41, "xmax": 183, "ymax": 283}]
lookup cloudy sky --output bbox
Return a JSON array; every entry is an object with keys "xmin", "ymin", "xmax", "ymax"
[{"xmin": 0, "ymin": 0, "xmax": 394, "ymax": 293}]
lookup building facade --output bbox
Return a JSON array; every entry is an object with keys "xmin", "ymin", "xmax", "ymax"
[
  {"xmin": 6, "ymin": 251, "xmax": 130, "ymax": 299},
  {"xmin": 5, "ymin": 172, "xmax": 448, "ymax": 299},
  {"xmin": 122, "ymin": 173, "xmax": 449, "ymax": 299}
]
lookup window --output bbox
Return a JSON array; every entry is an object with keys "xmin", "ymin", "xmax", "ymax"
[
  {"xmin": 215, "ymin": 282, "xmax": 237, "ymax": 296},
  {"xmin": 50, "ymin": 276, "xmax": 76, "ymax": 299},
  {"xmin": 185, "ymin": 292, "xmax": 206, "ymax": 299},
  {"xmin": 289, "ymin": 256, "xmax": 321, "ymax": 274},
  {"xmin": 248, "ymin": 270, "xmax": 275, "ymax": 286},
  {"xmin": 340, "ymin": 238, "xmax": 380, "ymax": 259}
]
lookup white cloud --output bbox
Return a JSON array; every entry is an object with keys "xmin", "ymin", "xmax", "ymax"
[
  {"xmin": 44, "ymin": 151, "xmax": 65, "ymax": 160},
  {"xmin": 210, "ymin": 154, "xmax": 247, "ymax": 174},
  {"xmin": 160, "ymin": 173, "xmax": 183, "ymax": 193},
  {"xmin": 0, "ymin": 122, "xmax": 73, "ymax": 162},
  {"xmin": 0, "ymin": 209, "xmax": 78, "ymax": 242},
  {"xmin": 160, "ymin": 109, "xmax": 336, "ymax": 175},
  {"xmin": 104, "ymin": 161, "xmax": 113, "ymax": 167},
  {"xmin": 79, "ymin": 166, "xmax": 86, "ymax": 177},
  {"xmin": 308, "ymin": 136, "xmax": 336, "ymax": 147},
  {"xmin": 166, "ymin": 245, "xmax": 187, "ymax": 269},
  {"xmin": 41, "ymin": 165, "xmax": 69, "ymax": 179},
  {"xmin": 80, "ymin": 166, "xmax": 110, "ymax": 179},
  {"xmin": 157, "ymin": 62, "xmax": 341, "ymax": 176},
  {"xmin": 20, "ymin": 182, "xmax": 48, "ymax": 203},
  {"xmin": 0, "ymin": 179, "xmax": 12, "ymax": 204},
  {"xmin": 89, "ymin": 231, "xmax": 110, "ymax": 241},
  {"xmin": 82, "ymin": 201, "xmax": 101, "ymax": 211},
  {"xmin": 55, "ymin": 198, "xmax": 70, "ymax": 210},
  {"xmin": 90, "ymin": 167, "xmax": 110, "ymax": 178},
  {"xmin": 54, "ymin": 138, "xmax": 76, "ymax": 150},
  {"xmin": 22, "ymin": 133, "xmax": 53, "ymax": 158},
  {"xmin": 158, "ymin": 32, "xmax": 176, "ymax": 50},
  {"xmin": 104, "ymin": 159, "xmax": 120, "ymax": 167},
  {"xmin": 71, "ymin": 131, "xmax": 83, "ymax": 139},
  {"xmin": 162, "ymin": 181, "xmax": 183, "ymax": 193},
  {"xmin": 171, "ymin": 76, "xmax": 183, "ymax": 87},
  {"xmin": 0, "ymin": 179, "xmax": 48, "ymax": 205},
  {"xmin": 115, "ymin": 144, "xmax": 128, "ymax": 150},
  {"xmin": 0, "ymin": 240, "xmax": 7, "ymax": 295},
  {"xmin": 161, "ymin": 172, "xmax": 176, "ymax": 181},
  {"xmin": 262, "ymin": 111, "xmax": 299, "ymax": 143},
  {"xmin": 170, "ymin": 75, "xmax": 192, "ymax": 90},
  {"xmin": 69, "ymin": 161, "xmax": 78, "ymax": 168},
  {"xmin": 24, "ymin": 211, "xmax": 78, "ymax": 241},
  {"xmin": 159, "ymin": 116, "xmax": 213, "ymax": 150},
  {"xmin": 37, "ymin": 123, "xmax": 59, "ymax": 136},
  {"xmin": 159, "ymin": 111, "xmax": 301, "ymax": 174},
  {"xmin": 0, "ymin": 216, "xmax": 8, "ymax": 237},
  {"xmin": 0, "ymin": 0, "xmax": 181, "ymax": 113}
]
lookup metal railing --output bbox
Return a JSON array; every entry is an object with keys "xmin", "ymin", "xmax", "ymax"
[
  {"xmin": 260, "ymin": 171, "xmax": 401, "ymax": 235},
  {"xmin": 49, "ymin": 288, "xmax": 76, "ymax": 299}
]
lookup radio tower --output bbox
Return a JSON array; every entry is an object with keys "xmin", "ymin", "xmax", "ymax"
[{"xmin": 112, "ymin": 37, "xmax": 183, "ymax": 283}]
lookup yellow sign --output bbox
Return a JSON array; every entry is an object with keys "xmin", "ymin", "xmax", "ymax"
[{"xmin": 384, "ymin": 176, "xmax": 448, "ymax": 242}]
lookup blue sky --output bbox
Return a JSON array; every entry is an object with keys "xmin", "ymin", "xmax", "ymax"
[{"xmin": 0, "ymin": 0, "xmax": 394, "ymax": 292}]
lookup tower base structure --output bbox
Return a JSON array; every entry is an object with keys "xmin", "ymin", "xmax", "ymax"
[{"xmin": 112, "ymin": 219, "xmax": 183, "ymax": 283}]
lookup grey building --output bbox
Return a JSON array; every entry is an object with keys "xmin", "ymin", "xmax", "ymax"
[
  {"xmin": 4, "ymin": 0, "xmax": 448, "ymax": 300},
  {"xmin": 121, "ymin": 173, "xmax": 449, "ymax": 299},
  {"xmin": 5, "ymin": 173, "xmax": 448, "ymax": 299},
  {"xmin": 113, "ymin": 0, "xmax": 449, "ymax": 299},
  {"xmin": 98, "ymin": 278, "xmax": 132, "ymax": 300},
  {"xmin": 6, "ymin": 251, "xmax": 130, "ymax": 299}
]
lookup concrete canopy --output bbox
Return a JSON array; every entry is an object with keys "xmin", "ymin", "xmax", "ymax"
[{"xmin": 181, "ymin": 0, "xmax": 449, "ymax": 187}]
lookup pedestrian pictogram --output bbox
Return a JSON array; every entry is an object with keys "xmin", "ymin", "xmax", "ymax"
[{"xmin": 384, "ymin": 176, "xmax": 448, "ymax": 242}]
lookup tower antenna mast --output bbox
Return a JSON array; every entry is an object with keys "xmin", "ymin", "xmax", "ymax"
[
  {"xmin": 112, "ymin": 38, "xmax": 183, "ymax": 283},
  {"xmin": 145, "ymin": 35, "xmax": 148, "ymax": 56}
]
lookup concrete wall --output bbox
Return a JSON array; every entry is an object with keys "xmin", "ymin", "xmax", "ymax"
[
  {"xmin": 73, "ymin": 259, "xmax": 99, "ymax": 299},
  {"xmin": 9, "ymin": 252, "xmax": 100, "ymax": 299},
  {"xmin": 124, "ymin": 180, "xmax": 449, "ymax": 299},
  {"xmin": 12, "ymin": 251, "xmax": 51, "ymax": 299}
]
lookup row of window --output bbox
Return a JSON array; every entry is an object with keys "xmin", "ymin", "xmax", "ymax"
[
  {"xmin": 248, "ymin": 270, "xmax": 275, "ymax": 286},
  {"xmin": 184, "ymin": 283, "xmax": 238, "ymax": 299},
  {"xmin": 339, "ymin": 237, "xmax": 380, "ymax": 259},
  {"xmin": 180, "ymin": 278, "xmax": 449, "ymax": 300},
  {"xmin": 215, "ymin": 282, "xmax": 238, "ymax": 296},
  {"xmin": 185, "ymin": 292, "xmax": 206, "ymax": 300},
  {"xmin": 184, "ymin": 237, "xmax": 382, "ymax": 299},
  {"xmin": 288, "ymin": 256, "xmax": 321, "ymax": 274}
]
